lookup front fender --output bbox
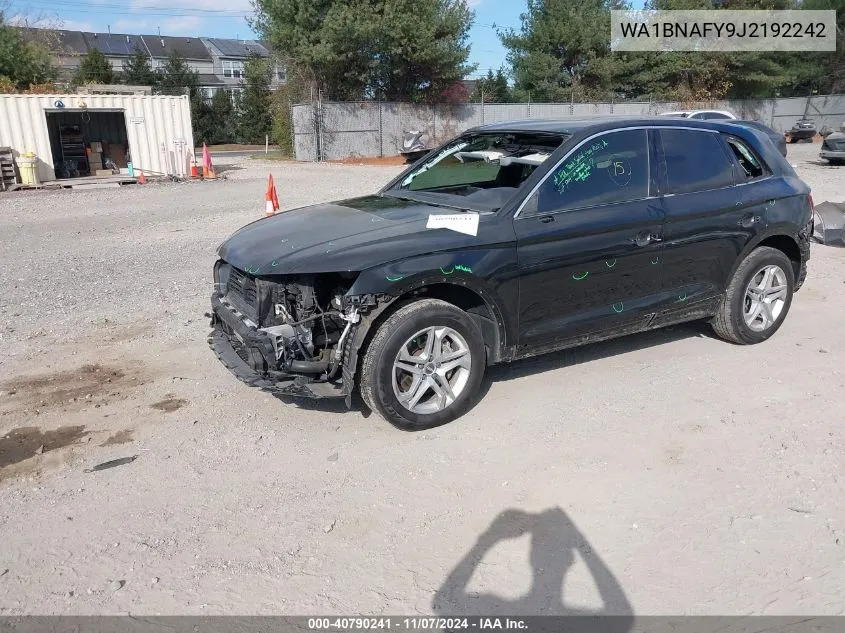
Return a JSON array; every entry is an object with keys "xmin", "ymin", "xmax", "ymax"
[{"xmin": 346, "ymin": 248, "xmax": 518, "ymax": 361}]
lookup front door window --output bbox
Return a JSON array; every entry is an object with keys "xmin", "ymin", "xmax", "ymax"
[{"xmin": 526, "ymin": 128, "xmax": 650, "ymax": 215}]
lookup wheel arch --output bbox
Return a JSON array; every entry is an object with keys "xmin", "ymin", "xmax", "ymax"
[
  {"xmin": 355, "ymin": 279, "xmax": 507, "ymax": 366},
  {"xmin": 728, "ymin": 227, "xmax": 802, "ymax": 289},
  {"xmin": 340, "ymin": 277, "xmax": 510, "ymax": 404}
]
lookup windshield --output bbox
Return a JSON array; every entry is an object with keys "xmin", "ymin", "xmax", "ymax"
[{"xmin": 387, "ymin": 131, "xmax": 568, "ymax": 211}]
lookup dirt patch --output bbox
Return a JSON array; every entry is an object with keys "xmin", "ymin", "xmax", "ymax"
[
  {"xmin": 331, "ymin": 154, "xmax": 408, "ymax": 166},
  {"xmin": 0, "ymin": 362, "xmax": 143, "ymax": 416},
  {"xmin": 0, "ymin": 425, "xmax": 88, "ymax": 469},
  {"xmin": 102, "ymin": 323, "xmax": 155, "ymax": 344},
  {"xmin": 150, "ymin": 397, "xmax": 188, "ymax": 413},
  {"xmin": 100, "ymin": 429, "xmax": 134, "ymax": 446}
]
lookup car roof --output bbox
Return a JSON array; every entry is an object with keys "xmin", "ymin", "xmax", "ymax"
[
  {"xmin": 467, "ymin": 117, "xmax": 790, "ymax": 175},
  {"xmin": 728, "ymin": 120, "xmax": 772, "ymax": 131},
  {"xmin": 469, "ymin": 116, "xmax": 744, "ymax": 135}
]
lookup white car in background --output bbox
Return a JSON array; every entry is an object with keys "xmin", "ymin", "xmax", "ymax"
[{"xmin": 660, "ymin": 110, "xmax": 737, "ymax": 120}]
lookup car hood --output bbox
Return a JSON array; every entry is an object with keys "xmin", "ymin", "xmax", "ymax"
[{"xmin": 217, "ymin": 195, "xmax": 492, "ymax": 275}]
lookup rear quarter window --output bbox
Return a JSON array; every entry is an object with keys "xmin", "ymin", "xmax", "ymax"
[
  {"xmin": 725, "ymin": 136, "xmax": 768, "ymax": 180},
  {"xmin": 660, "ymin": 129, "xmax": 735, "ymax": 194}
]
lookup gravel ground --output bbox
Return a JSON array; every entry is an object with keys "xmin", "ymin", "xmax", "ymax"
[{"xmin": 1, "ymin": 141, "xmax": 844, "ymax": 616}]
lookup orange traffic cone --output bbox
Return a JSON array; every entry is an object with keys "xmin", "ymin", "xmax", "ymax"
[
  {"xmin": 202, "ymin": 143, "xmax": 216, "ymax": 180},
  {"xmin": 265, "ymin": 174, "xmax": 280, "ymax": 216},
  {"xmin": 137, "ymin": 170, "xmax": 147, "ymax": 185},
  {"xmin": 190, "ymin": 155, "xmax": 199, "ymax": 179}
]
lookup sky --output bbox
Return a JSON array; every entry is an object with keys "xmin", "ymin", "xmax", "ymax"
[{"xmin": 6, "ymin": 0, "xmax": 527, "ymax": 78}]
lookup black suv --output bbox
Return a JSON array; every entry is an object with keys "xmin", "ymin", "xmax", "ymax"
[{"xmin": 209, "ymin": 118, "xmax": 813, "ymax": 430}]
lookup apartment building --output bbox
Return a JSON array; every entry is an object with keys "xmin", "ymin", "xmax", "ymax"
[{"xmin": 19, "ymin": 28, "xmax": 285, "ymax": 98}]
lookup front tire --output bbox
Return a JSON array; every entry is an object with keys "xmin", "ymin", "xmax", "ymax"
[
  {"xmin": 359, "ymin": 299, "xmax": 486, "ymax": 430},
  {"xmin": 712, "ymin": 246, "xmax": 795, "ymax": 345}
]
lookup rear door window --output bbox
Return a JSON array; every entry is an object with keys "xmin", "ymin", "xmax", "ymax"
[
  {"xmin": 660, "ymin": 129, "xmax": 735, "ymax": 194},
  {"xmin": 529, "ymin": 128, "xmax": 650, "ymax": 214}
]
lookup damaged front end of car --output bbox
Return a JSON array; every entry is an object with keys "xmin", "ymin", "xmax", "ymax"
[{"xmin": 208, "ymin": 260, "xmax": 389, "ymax": 404}]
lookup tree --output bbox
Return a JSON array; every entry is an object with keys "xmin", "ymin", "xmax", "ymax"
[
  {"xmin": 792, "ymin": 0, "xmax": 845, "ymax": 94},
  {"xmin": 237, "ymin": 54, "xmax": 272, "ymax": 143},
  {"xmin": 470, "ymin": 68, "xmax": 512, "ymax": 102},
  {"xmin": 210, "ymin": 89, "xmax": 236, "ymax": 144},
  {"xmin": 269, "ymin": 61, "xmax": 310, "ymax": 156},
  {"xmin": 0, "ymin": 13, "xmax": 55, "ymax": 89},
  {"xmin": 500, "ymin": 0, "xmax": 628, "ymax": 102},
  {"xmin": 253, "ymin": 0, "xmax": 476, "ymax": 102},
  {"xmin": 73, "ymin": 48, "xmax": 114, "ymax": 85},
  {"xmin": 191, "ymin": 91, "xmax": 215, "ymax": 145},
  {"xmin": 155, "ymin": 50, "xmax": 199, "ymax": 95},
  {"xmin": 122, "ymin": 46, "xmax": 156, "ymax": 86}
]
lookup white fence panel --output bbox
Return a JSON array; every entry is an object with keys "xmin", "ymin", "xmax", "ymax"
[{"xmin": 292, "ymin": 94, "xmax": 845, "ymax": 161}]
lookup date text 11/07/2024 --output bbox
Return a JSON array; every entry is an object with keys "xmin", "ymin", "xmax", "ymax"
[{"xmin": 307, "ymin": 617, "xmax": 528, "ymax": 630}]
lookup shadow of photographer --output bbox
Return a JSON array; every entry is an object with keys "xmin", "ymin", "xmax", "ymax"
[{"xmin": 433, "ymin": 507, "xmax": 634, "ymax": 629}]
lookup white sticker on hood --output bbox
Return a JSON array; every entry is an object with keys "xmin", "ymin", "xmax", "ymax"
[{"xmin": 426, "ymin": 213, "xmax": 479, "ymax": 236}]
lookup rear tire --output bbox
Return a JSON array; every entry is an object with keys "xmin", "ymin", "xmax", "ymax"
[
  {"xmin": 359, "ymin": 299, "xmax": 486, "ymax": 430},
  {"xmin": 712, "ymin": 246, "xmax": 794, "ymax": 345}
]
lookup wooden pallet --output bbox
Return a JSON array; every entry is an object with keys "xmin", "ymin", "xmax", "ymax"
[
  {"xmin": 8, "ymin": 176, "xmax": 139, "ymax": 191},
  {"xmin": 0, "ymin": 147, "xmax": 18, "ymax": 192}
]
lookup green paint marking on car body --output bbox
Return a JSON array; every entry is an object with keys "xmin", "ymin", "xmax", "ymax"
[
  {"xmin": 677, "ymin": 293, "xmax": 688, "ymax": 302},
  {"xmin": 439, "ymin": 266, "xmax": 455, "ymax": 275},
  {"xmin": 386, "ymin": 275, "xmax": 404, "ymax": 282},
  {"xmin": 650, "ymin": 256, "xmax": 660, "ymax": 265},
  {"xmin": 605, "ymin": 259, "xmax": 617, "ymax": 269},
  {"xmin": 454, "ymin": 264, "xmax": 473, "ymax": 274},
  {"xmin": 572, "ymin": 271, "xmax": 589, "ymax": 281},
  {"xmin": 271, "ymin": 260, "xmax": 279, "ymax": 268},
  {"xmin": 612, "ymin": 302, "xmax": 624, "ymax": 313}
]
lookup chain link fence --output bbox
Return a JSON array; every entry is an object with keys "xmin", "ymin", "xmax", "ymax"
[{"xmin": 291, "ymin": 93, "xmax": 845, "ymax": 162}]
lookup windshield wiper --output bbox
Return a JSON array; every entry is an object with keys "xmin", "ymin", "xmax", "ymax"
[{"xmin": 381, "ymin": 192, "xmax": 477, "ymax": 212}]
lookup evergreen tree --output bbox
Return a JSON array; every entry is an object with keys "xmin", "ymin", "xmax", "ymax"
[
  {"xmin": 254, "ymin": 0, "xmax": 476, "ymax": 102},
  {"xmin": 210, "ymin": 89, "xmax": 236, "ymax": 144},
  {"xmin": 122, "ymin": 46, "xmax": 156, "ymax": 86},
  {"xmin": 500, "ymin": 0, "xmax": 627, "ymax": 102},
  {"xmin": 237, "ymin": 54, "xmax": 272, "ymax": 143},
  {"xmin": 73, "ymin": 48, "xmax": 114, "ymax": 85},
  {"xmin": 155, "ymin": 51, "xmax": 199, "ymax": 95},
  {"xmin": 470, "ymin": 68, "xmax": 512, "ymax": 102},
  {"xmin": 191, "ymin": 91, "xmax": 215, "ymax": 145}
]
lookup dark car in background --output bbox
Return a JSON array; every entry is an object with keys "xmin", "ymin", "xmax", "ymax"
[
  {"xmin": 730, "ymin": 120, "xmax": 787, "ymax": 157},
  {"xmin": 209, "ymin": 117, "xmax": 814, "ymax": 430},
  {"xmin": 787, "ymin": 118, "xmax": 817, "ymax": 143},
  {"xmin": 820, "ymin": 124, "xmax": 845, "ymax": 164}
]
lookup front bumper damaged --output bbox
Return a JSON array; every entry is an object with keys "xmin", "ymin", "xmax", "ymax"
[{"xmin": 208, "ymin": 293, "xmax": 347, "ymax": 399}]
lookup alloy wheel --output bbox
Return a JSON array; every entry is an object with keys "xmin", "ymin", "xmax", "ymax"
[
  {"xmin": 392, "ymin": 326, "xmax": 472, "ymax": 415},
  {"xmin": 743, "ymin": 264, "xmax": 788, "ymax": 332}
]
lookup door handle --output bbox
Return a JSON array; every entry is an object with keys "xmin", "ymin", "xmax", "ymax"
[
  {"xmin": 632, "ymin": 231, "xmax": 662, "ymax": 247},
  {"xmin": 738, "ymin": 213, "xmax": 761, "ymax": 228},
  {"xmin": 539, "ymin": 215, "xmax": 555, "ymax": 224}
]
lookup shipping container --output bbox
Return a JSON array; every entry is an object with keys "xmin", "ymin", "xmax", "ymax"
[{"xmin": 0, "ymin": 94, "xmax": 193, "ymax": 183}]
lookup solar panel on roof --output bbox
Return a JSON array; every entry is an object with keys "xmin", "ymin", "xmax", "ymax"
[{"xmin": 212, "ymin": 39, "xmax": 252, "ymax": 57}]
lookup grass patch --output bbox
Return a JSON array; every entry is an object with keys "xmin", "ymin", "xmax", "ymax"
[
  {"xmin": 195, "ymin": 144, "xmax": 274, "ymax": 152},
  {"xmin": 251, "ymin": 151, "xmax": 293, "ymax": 161}
]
